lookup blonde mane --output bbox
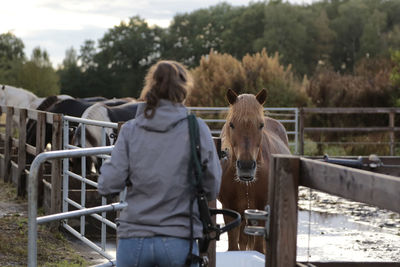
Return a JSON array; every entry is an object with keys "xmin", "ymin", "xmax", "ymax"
[{"xmin": 226, "ymin": 94, "xmax": 264, "ymax": 127}]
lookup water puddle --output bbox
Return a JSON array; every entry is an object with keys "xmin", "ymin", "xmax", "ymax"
[
  {"xmin": 297, "ymin": 210, "xmax": 400, "ymax": 262},
  {"xmin": 297, "ymin": 187, "xmax": 400, "ymax": 262}
]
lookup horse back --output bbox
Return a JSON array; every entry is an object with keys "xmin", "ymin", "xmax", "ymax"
[
  {"xmin": 263, "ymin": 116, "xmax": 290, "ymax": 154},
  {"xmin": 49, "ymin": 99, "xmax": 93, "ymax": 117},
  {"xmin": 106, "ymin": 102, "xmax": 139, "ymax": 122}
]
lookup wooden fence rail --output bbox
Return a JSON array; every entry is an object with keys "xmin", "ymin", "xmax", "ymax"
[
  {"xmin": 299, "ymin": 107, "xmax": 400, "ymax": 156},
  {"xmin": 267, "ymin": 154, "xmax": 400, "ymax": 267}
]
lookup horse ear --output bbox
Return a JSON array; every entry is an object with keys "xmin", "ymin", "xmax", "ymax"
[
  {"xmin": 227, "ymin": 89, "xmax": 238, "ymax": 105},
  {"xmin": 256, "ymin": 89, "xmax": 267, "ymax": 105}
]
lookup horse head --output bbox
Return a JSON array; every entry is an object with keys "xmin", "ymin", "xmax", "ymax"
[{"xmin": 224, "ymin": 89, "xmax": 267, "ymax": 182}]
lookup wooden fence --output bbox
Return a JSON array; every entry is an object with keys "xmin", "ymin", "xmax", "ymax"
[
  {"xmin": 299, "ymin": 107, "xmax": 400, "ymax": 156},
  {"xmin": 267, "ymin": 154, "xmax": 400, "ymax": 267},
  {"xmin": 0, "ymin": 105, "xmax": 62, "ymax": 215}
]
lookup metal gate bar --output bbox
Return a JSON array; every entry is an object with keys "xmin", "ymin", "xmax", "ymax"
[{"xmin": 28, "ymin": 146, "xmax": 115, "ymax": 267}]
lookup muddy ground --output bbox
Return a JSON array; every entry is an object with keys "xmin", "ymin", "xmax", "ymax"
[{"xmin": 296, "ymin": 186, "xmax": 400, "ymax": 262}]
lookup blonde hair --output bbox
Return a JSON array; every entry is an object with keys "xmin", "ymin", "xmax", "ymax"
[{"xmin": 139, "ymin": 60, "xmax": 193, "ymax": 118}]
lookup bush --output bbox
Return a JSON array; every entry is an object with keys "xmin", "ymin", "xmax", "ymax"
[
  {"xmin": 187, "ymin": 49, "xmax": 310, "ymax": 107},
  {"xmin": 187, "ymin": 50, "xmax": 246, "ymax": 107}
]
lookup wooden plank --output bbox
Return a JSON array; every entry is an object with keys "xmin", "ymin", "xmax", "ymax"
[
  {"xmin": 3, "ymin": 107, "xmax": 13, "ymax": 183},
  {"xmin": 266, "ymin": 155, "xmax": 300, "ymax": 267},
  {"xmin": 45, "ymin": 112, "xmax": 54, "ymax": 124},
  {"xmin": 17, "ymin": 109, "xmax": 27, "ymax": 196},
  {"xmin": 50, "ymin": 114, "xmax": 62, "ymax": 217},
  {"xmin": 300, "ymin": 157, "xmax": 400, "ymax": 213},
  {"xmin": 298, "ymin": 263, "xmax": 400, "ymax": 267},
  {"xmin": 389, "ymin": 111, "xmax": 395, "ymax": 156},
  {"xmin": 299, "ymin": 108, "xmax": 305, "ymax": 155},
  {"xmin": 304, "ymin": 127, "xmax": 400, "ymax": 133},
  {"xmin": 27, "ymin": 109, "xmax": 38, "ymax": 120},
  {"xmin": 26, "ymin": 144, "xmax": 36, "ymax": 156},
  {"xmin": 302, "ymin": 107, "xmax": 400, "ymax": 114},
  {"xmin": 36, "ymin": 112, "xmax": 46, "ymax": 206}
]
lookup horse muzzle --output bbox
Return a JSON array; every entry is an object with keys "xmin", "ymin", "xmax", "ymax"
[{"xmin": 236, "ymin": 160, "xmax": 256, "ymax": 182}]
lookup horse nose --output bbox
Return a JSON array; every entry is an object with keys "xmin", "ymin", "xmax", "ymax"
[{"xmin": 236, "ymin": 160, "xmax": 256, "ymax": 170}]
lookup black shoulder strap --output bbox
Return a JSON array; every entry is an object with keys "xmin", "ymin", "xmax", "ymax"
[
  {"xmin": 188, "ymin": 113, "xmax": 204, "ymax": 189},
  {"xmin": 186, "ymin": 114, "xmax": 241, "ymax": 266}
]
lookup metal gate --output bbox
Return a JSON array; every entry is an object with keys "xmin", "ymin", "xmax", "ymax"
[{"xmin": 27, "ymin": 106, "xmax": 299, "ymax": 267}]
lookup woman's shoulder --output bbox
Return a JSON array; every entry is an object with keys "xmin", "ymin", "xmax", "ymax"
[{"xmin": 118, "ymin": 118, "xmax": 139, "ymax": 137}]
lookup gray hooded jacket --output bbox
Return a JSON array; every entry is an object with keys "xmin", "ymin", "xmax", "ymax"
[{"xmin": 98, "ymin": 99, "xmax": 221, "ymax": 239}]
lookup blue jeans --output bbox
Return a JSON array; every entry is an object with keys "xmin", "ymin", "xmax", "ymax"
[{"xmin": 116, "ymin": 236, "xmax": 199, "ymax": 267}]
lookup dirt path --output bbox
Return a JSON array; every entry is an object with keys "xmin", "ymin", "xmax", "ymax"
[{"xmin": 0, "ymin": 180, "xmax": 105, "ymax": 266}]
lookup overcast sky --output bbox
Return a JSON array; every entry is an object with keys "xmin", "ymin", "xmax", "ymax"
[{"xmin": 0, "ymin": 0, "xmax": 316, "ymax": 68}]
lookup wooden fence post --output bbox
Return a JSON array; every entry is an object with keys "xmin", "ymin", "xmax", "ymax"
[
  {"xmin": 299, "ymin": 108, "xmax": 304, "ymax": 155},
  {"xmin": 36, "ymin": 111, "xmax": 46, "ymax": 206},
  {"xmin": 17, "ymin": 108, "xmax": 27, "ymax": 196},
  {"xmin": 266, "ymin": 155, "xmax": 300, "ymax": 267},
  {"xmin": 51, "ymin": 114, "xmax": 62, "ymax": 216},
  {"xmin": 389, "ymin": 111, "xmax": 395, "ymax": 156},
  {"xmin": 3, "ymin": 107, "xmax": 13, "ymax": 183}
]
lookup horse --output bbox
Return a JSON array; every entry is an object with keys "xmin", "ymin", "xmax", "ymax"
[
  {"xmin": 0, "ymin": 84, "xmax": 74, "ymax": 127},
  {"xmin": 71, "ymin": 100, "xmax": 139, "ymax": 174},
  {"xmin": 0, "ymin": 84, "xmax": 73, "ymax": 110},
  {"xmin": 218, "ymin": 89, "xmax": 291, "ymax": 254},
  {"xmin": 0, "ymin": 84, "xmax": 39, "ymax": 110}
]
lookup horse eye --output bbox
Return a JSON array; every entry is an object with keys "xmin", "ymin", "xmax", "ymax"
[
  {"xmin": 229, "ymin": 122, "xmax": 235, "ymax": 129},
  {"xmin": 259, "ymin": 123, "xmax": 264, "ymax": 129}
]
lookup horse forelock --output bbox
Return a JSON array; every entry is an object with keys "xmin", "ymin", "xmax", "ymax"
[{"xmin": 226, "ymin": 94, "xmax": 264, "ymax": 127}]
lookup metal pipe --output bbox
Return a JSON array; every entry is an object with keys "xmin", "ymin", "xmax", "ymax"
[
  {"xmin": 63, "ymin": 223, "xmax": 115, "ymax": 260},
  {"xmin": 64, "ymin": 115, "xmax": 118, "ymax": 128},
  {"xmin": 28, "ymin": 146, "xmax": 113, "ymax": 267},
  {"xmin": 66, "ymin": 170, "xmax": 98, "ymax": 187},
  {"xmin": 37, "ymin": 202, "xmax": 127, "ymax": 224}
]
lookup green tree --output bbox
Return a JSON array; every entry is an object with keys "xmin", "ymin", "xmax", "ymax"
[
  {"xmin": 58, "ymin": 47, "xmax": 83, "ymax": 97},
  {"xmin": 221, "ymin": 3, "xmax": 265, "ymax": 58},
  {"xmin": 79, "ymin": 40, "xmax": 97, "ymax": 71},
  {"xmin": 94, "ymin": 16, "xmax": 164, "ymax": 98},
  {"xmin": 358, "ymin": 9, "xmax": 387, "ymax": 59},
  {"xmin": 310, "ymin": 10, "xmax": 337, "ymax": 68},
  {"xmin": 165, "ymin": 3, "xmax": 234, "ymax": 67},
  {"xmin": 255, "ymin": 2, "xmax": 311, "ymax": 75},
  {"xmin": 391, "ymin": 50, "xmax": 400, "ymax": 88},
  {"xmin": 0, "ymin": 32, "xmax": 25, "ymax": 84},
  {"xmin": 330, "ymin": 0, "xmax": 369, "ymax": 72},
  {"xmin": 17, "ymin": 47, "xmax": 60, "ymax": 96}
]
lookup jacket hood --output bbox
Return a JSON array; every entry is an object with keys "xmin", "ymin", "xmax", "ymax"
[{"xmin": 135, "ymin": 99, "xmax": 188, "ymax": 132}]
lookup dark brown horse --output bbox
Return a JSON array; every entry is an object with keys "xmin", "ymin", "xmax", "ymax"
[{"xmin": 218, "ymin": 89, "xmax": 291, "ymax": 253}]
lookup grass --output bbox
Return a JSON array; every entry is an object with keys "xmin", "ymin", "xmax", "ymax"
[{"xmin": 0, "ymin": 180, "xmax": 89, "ymax": 267}]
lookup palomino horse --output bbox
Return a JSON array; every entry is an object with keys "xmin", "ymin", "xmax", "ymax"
[{"xmin": 218, "ymin": 89, "xmax": 291, "ymax": 253}]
